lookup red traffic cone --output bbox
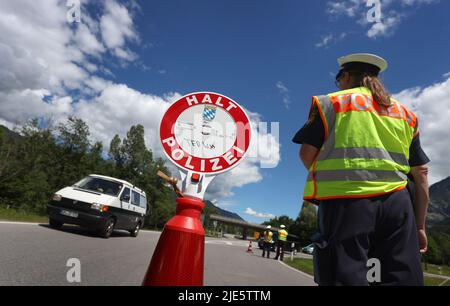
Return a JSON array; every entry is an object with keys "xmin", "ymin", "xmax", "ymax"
[
  {"xmin": 142, "ymin": 196, "xmax": 205, "ymax": 286},
  {"xmin": 246, "ymin": 241, "xmax": 253, "ymax": 253}
]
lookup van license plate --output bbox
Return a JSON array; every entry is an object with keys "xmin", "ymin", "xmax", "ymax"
[{"xmin": 60, "ymin": 210, "xmax": 78, "ymax": 218}]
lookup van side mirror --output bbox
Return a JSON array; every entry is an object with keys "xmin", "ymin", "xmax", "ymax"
[{"xmin": 121, "ymin": 194, "xmax": 130, "ymax": 201}]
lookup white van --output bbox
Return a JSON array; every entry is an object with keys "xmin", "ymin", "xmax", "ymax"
[{"xmin": 47, "ymin": 174, "xmax": 148, "ymax": 238}]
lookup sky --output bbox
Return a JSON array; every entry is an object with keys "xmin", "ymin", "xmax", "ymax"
[{"xmin": 1, "ymin": 0, "xmax": 450, "ymax": 223}]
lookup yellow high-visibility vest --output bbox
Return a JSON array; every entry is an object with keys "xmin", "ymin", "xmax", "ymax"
[
  {"xmin": 303, "ymin": 87, "xmax": 418, "ymax": 202},
  {"xmin": 278, "ymin": 229, "xmax": 288, "ymax": 241},
  {"xmin": 264, "ymin": 231, "xmax": 273, "ymax": 243}
]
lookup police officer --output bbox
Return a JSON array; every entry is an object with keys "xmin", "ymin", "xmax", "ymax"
[
  {"xmin": 262, "ymin": 225, "xmax": 274, "ymax": 258},
  {"xmin": 275, "ymin": 225, "xmax": 288, "ymax": 261},
  {"xmin": 292, "ymin": 53, "xmax": 430, "ymax": 286}
]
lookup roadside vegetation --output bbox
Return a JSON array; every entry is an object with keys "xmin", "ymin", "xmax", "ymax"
[
  {"xmin": 0, "ymin": 118, "xmax": 176, "ymax": 229},
  {"xmin": 284, "ymin": 257, "xmax": 450, "ymax": 286}
]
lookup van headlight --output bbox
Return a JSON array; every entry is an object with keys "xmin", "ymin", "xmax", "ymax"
[
  {"xmin": 51, "ymin": 194, "xmax": 62, "ymax": 202},
  {"xmin": 91, "ymin": 203, "xmax": 109, "ymax": 212}
]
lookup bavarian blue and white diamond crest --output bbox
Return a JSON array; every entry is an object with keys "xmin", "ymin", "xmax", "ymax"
[{"xmin": 202, "ymin": 106, "xmax": 217, "ymax": 121}]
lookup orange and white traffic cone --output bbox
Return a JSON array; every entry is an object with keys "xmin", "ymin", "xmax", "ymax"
[
  {"xmin": 142, "ymin": 196, "xmax": 205, "ymax": 286},
  {"xmin": 246, "ymin": 241, "xmax": 253, "ymax": 253}
]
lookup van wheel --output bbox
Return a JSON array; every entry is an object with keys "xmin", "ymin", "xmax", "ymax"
[
  {"xmin": 99, "ymin": 218, "xmax": 115, "ymax": 239},
  {"xmin": 49, "ymin": 219, "xmax": 63, "ymax": 229},
  {"xmin": 130, "ymin": 222, "xmax": 141, "ymax": 237}
]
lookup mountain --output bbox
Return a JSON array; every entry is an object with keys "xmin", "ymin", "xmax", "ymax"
[
  {"xmin": 204, "ymin": 200, "xmax": 244, "ymax": 221},
  {"xmin": 428, "ymin": 176, "xmax": 450, "ymax": 226},
  {"xmin": 0, "ymin": 125, "xmax": 21, "ymax": 141}
]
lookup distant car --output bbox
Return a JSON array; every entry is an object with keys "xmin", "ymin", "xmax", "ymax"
[
  {"xmin": 302, "ymin": 244, "xmax": 314, "ymax": 255},
  {"xmin": 283, "ymin": 241, "xmax": 298, "ymax": 255}
]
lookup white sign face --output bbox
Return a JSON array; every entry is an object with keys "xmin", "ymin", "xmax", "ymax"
[
  {"xmin": 174, "ymin": 104, "xmax": 237, "ymax": 159},
  {"xmin": 160, "ymin": 92, "xmax": 251, "ymax": 175}
]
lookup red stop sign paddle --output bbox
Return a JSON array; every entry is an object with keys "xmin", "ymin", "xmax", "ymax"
[{"xmin": 160, "ymin": 92, "xmax": 251, "ymax": 175}]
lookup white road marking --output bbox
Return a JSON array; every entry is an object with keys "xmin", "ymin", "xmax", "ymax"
[
  {"xmin": 139, "ymin": 230, "xmax": 162, "ymax": 234},
  {"xmin": 0, "ymin": 221, "xmax": 40, "ymax": 225},
  {"xmin": 277, "ymin": 260, "xmax": 315, "ymax": 280},
  {"xmin": 0, "ymin": 221, "xmax": 161, "ymax": 235},
  {"xmin": 205, "ymin": 240, "xmax": 248, "ymax": 248}
]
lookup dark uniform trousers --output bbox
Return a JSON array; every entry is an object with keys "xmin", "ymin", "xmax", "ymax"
[
  {"xmin": 313, "ymin": 188, "xmax": 424, "ymax": 286},
  {"xmin": 275, "ymin": 240, "xmax": 286, "ymax": 261},
  {"xmin": 262, "ymin": 242, "xmax": 272, "ymax": 258}
]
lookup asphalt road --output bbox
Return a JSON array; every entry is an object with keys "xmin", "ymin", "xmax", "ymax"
[{"xmin": 0, "ymin": 222, "xmax": 315, "ymax": 286}]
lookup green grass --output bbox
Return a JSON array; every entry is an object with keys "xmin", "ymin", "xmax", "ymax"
[
  {"xmin": 422, "ymin": 263, "xmax": 450, "ymax": 277},
  {"xmin": 424, "ymin": 276, "xmax": 450, "ymax": 286},
  {"xmin": 284, "ymin": 257, "xmax": 314, "ymax": 276},
  {"xmin": 284, "ymin": 257, "xmax": 450, "ymax": 286},
  {"xmin": 0, "ymin": 207, "xmax": 48, "ymax": 223}
]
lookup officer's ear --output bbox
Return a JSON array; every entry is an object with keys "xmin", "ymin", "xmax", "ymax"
[
  {"xmin": 341, "ymin": 71, "xmax": 354, "ymax": 90},
  {"xmin": 343, "ymin": 71, "xmax": 352, "ymax": 83}
]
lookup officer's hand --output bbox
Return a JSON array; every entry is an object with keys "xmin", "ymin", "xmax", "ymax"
[{"xmin": 417, "ymin": 229, "xmax": 428, "ymax": 254}]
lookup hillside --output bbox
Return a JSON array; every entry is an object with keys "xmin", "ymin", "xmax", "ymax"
[
  {"xmin": 428, "ymin": 176, "xmax": 450, "ymax": 226},
  {"xmin": 0, "ymin": 125, "xmax": 21, "ymax": 141},
  {"xmin": 204, "ymin": 200, "xmax": 244, "ymax": 221}
]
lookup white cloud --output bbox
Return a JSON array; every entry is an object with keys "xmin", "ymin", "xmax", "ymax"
[
  {"xmin": 315, "ymin": 32, "xmax": 347, "ymax": 48},
  {"xmin": 401, "ymin": 0, "xmax": 438, "ymax": 6},
  {"xmin": 326, "ymin": 0, "xmax": 363, "ymax": 17},
  {"xmin": 366, "ymin": 12, "xmax": 402, "ymax": 38},
  {"xmin": 0, "ymin": 0, "xmax": 140, "ymax": 98},
  {"xmin": 325, "ymin": 0, "xmax": 438, "ymax": 39},
  {"xmin": 100, "ymin": 0, "xmax": 138, "ymax": 60},
  {"xmin": 73, "ymin": 84, "xmax": 178, "ymax": 157},
  {"xmin": 204, "ymin": 113, "xmax": 281, "ymax": 200},
  {"xmin": 0, "ymin": 89, "xmax": 70, "ymax": 125},
  {"xmin": 73, "ymin": 23, "xmax": 106, "ymax": 57},
  {"xmin": 0, "ymin": 0, "xmax": 281, "ymax": 204},
  {"xmin": 315, "ymin": 34, "xmax": 334, "ymax": 48},
  {"xmin": 0, "ymin": 0, "xmax": 85, "ymax": 94},
  {"xmin": 276, "ymin": 81, "xmax": 291, "ymax": 109},
  {"xmin": 244, "ymin": 207, "xmax": 275, "ymax": 219},
  {"xmin": 394, "ymin": 74, "xmax": 450, "ymax": 184}
]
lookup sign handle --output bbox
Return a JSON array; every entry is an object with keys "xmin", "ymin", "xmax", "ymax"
[{"xmin": 156, "ymin": 170, "xmax": 183, "ymax": 198}]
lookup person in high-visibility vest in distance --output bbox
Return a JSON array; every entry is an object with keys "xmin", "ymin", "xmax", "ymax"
[
  {"xmin": 293, "ymin": 53, "xmax": 430, "ymax": 286},
  {"xmin": 262, "ymin": 225, "xmax": 274, "ymax": 258},
  {"xmin": 274, "ymin": 225, "xmax": 288, "ymax": 261}
]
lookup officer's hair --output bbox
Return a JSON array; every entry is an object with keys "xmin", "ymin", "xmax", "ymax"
[{"xmin": 349, "ymin": 71, "xmax": 392, "ymax": 107}]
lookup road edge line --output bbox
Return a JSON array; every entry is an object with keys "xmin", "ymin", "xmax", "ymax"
[
  {"xmin": 0, "ymin": 221, "xmax": 161, "ymax": 235},
  {"xmin": 0, "ymin": 221, "xmax": 41, "ymax": 225},
  {"xmin": 277, "ymin": 260, "xmax": 315, "ymax": 280}
]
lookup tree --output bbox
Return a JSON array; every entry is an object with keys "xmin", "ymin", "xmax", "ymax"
[
  {"xmin": 107, "ymin": 125, "xmax": 176, "ymax": 229},
  {"xmin": 58, "ymin": 117, "xmax": 90, "ymax": 154},
  {"xmin": 121, "ymin": 125, "xmax": 153, "ymax": 178},
  {"xmin": 203, "ymin": 201, "xmax": 219, "ymax": 230},
  {"xmin": 263, "ymin": 215, "xmax": 294, "ymax": 229},
  {"xmin": 0, "ymin": 127, "xmax": 17, "ymax": 184},
  {"xmin": 109, "ymin": 134, "xmax": 123, "ymax": 167},
  {"xmin": 424, "ymin": 235, "xmax": 443, "ymax": 265},
  {"xmin": 55, "ymin": 117, "xmax": 93, "ymax": 186},
  {"xmin": 289, "ymin": 202, "xmax": 318, "ymax": 247},
  {"xmin": 0, "ymin": 118, "xmax": 178, "ymax": 229},
  {"xmin": 0, "ymin": 119, "xmax": 57, "ymax": 211}
]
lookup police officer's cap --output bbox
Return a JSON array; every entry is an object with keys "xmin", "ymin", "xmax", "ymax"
[
  {"xmin": 280, "ymin": 225, "xmax": 286, "ymax": 229},
  {"xmin": 266, "ymin": 225, "xmax": 271, "ymax": 229},
  {"xmin": 338, "ymin": 53, "xmax": 388, "ymax": 76}
]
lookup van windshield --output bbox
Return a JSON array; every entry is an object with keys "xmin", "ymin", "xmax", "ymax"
[{"xmin": 74, "ymin": 177, "xmax": 122, "ymax": 196}]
